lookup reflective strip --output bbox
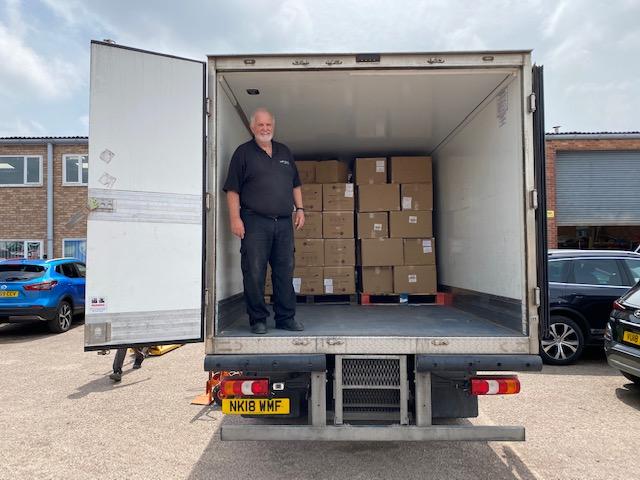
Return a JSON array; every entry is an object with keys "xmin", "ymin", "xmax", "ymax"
[
  {"xmin": 486, "ymin": 380, "xmax": 500, "ymax": 395},
  {"xmin": 88, "ymin": 188, "xmax": 202, "ymax": 225},
  {"xmin": 241, "ymin": 382, "xmax": 254, "ymax": 395}
]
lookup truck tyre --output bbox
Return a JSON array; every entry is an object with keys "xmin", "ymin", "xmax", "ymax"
[
  {"xmin": 540, "ymin": 316, "xmax": 584, "ymax": 365},
  {"xmin": 621, "ymin": 371, "xmax": 640, "ymax": 385},
  {"xmin": 47, "ymin": 301, "xmax": 73, "ymax": 333}
]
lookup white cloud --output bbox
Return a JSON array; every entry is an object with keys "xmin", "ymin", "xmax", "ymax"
[
  {"xmin": 543, "ymin": 1, "xmax": 568, "ymax": 38},
  {"xmin": 0, "ymin": 118, "xmax": 46, "ymax": 137}
]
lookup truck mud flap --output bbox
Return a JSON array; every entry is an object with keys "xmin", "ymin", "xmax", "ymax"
[
  {"xmin": 416, "ymin": 354, "xmax": 542, "ymax": 372},
  {"xmin": 204, "ymin": 354, "xmax": 326, "ymax": 372},
  {"xmin": 220, "ymin": 425, "xmax": 525, "ymax": 442}
]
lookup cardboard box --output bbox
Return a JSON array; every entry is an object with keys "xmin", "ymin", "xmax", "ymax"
[
  {"xmin": 323, "ymin": 266, "xmax": 355, "ymax": 294},
  {"xmin": 324, "ymin": 239, "xmax": 356, "ymax": 266},
  {"xmin": 357, "ymin": 184, "xmax": 400, "ymax": 212},
  {"xmin": 301, "ymin": 184, "xmax": 322, "ymax": 211},
  {"xmin": 357, "ymin": 212, "xmax": 388, "ymax": 239},
  {"xmin": 323, "ymin": 212, "xmax": 354, "ymax": 238},
  {"xmin": 390, "ymin": 156, "xmax": 432, "ymax": 184},
  {"xmin": 389, "ymin": 211, "xmax": 432, "ymax": 238},
  {"xmin": 401, "ymin": 183, "xmax": 433, "ymax": 211},
  {"xmin": 403, "ymin": 238, "xmax": 436, "ymax": 265},
  {"xmin": 296, "ymin": 161, "xmax": 316, "ymax": 184},
  {"xmin": 360, "ymin": 266, "xmax": 394, "ymax": 294},
  {"xmin": 355, "ymin": 157, "xmax": 387, "ymax": 185},
  {"xmin": 393, "ymin": 265, "xmax": 437, "ymax": 294},
  {"xmin": 359, "ymin": 238, "xmax": 403, "ymax": 266},
  {"xmin": 295, "ymin": 239, "xmax": 324, "ymax": 266},
  {"xmin": 323, "ymin": 183, "xmax": 355, "ymax": 211},
  {"xmin": 315, "ymin": 160, "xmax": 349, "ymax": 183},
  {"xmin": 293, "ymin": 266, "xmax": 323, "ymax": 294},
  {"xmin": 294, "ymin": 211, "xmax": 323, "ymax": 239}
]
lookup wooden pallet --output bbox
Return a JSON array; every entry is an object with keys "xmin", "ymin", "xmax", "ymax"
[
  {"xmin": 359, "ymin": 292, "xmax": 452, "ymax": 306},
  {"xmin": 266, "ymin": 294, "xmax": 357, "ymax": 305}
]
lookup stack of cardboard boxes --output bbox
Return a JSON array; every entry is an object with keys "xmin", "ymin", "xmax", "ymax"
[{"xmin": 356, "ymin": 156, "xmax": 436, "ymax": 295}]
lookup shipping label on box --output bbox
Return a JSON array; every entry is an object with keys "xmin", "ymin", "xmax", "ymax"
[
  {"xmin": 324, "ymin": 239, "xmax": 356, "ymax": 266},
  {"xmin": 393, "ymin": 265, "xmax": 437, "ymax": 294},
  {"xmin": 357, "ymin": 212, "xmax": 388, "ymax": 239},
  {"xmin": 294, "ymin": 239, "xmax": 324, "ymax": 266},
  {"xmin": 360, "ymin": 266, "xmax": 394, "ymax": 294},
  {"xmin": 323, "ymin": 183, "xmax": 355, "ymax": 211},
  {"xmin": 293, "ymin": 266, "xmax": 323, "ymax": 294},
  {"xmin": 389, "ymin": 211, "xmax": 432, "ymax": 238},
  {"xmin": 323, "ymin": 267, "xmax": 355, "ymax": 294},
  {"xmin": 355, "ymin": 157, "xmax": 387, "ymax": 185},
  {"xmin": 401, "ymin": 183, "xmax": 433, "ymax": 211},
  {"xmin": 390, "ymin": 156, "xmax": 432, "ymax": 184},
  {"xmin": 294, "ymin": 211, "xmax": 323, "ymax": 239},
  {"xmin": 296, "ymin": 161, "xmax": 317, "ymax": 184},
  {"xmin": 403, "ymin": 238, "xmax": 436, "ymax": 265},
  {"xmin": 315, "ymin": 160, "xmax": 349, "ymax": 183},
  {"xmin": 357, "ymin": 184, "xmax": 400, "ymax": 212},
  {"xmin": 359, "ymin": 238, "xmax": 403, "ymax": 266},
  {"xmin": 322, "ymin": 211, "xmax": 354, "ymax": 238},
  {"xmin": 301, "ymin": 184, "xmax": 322, "ymax": 211}
]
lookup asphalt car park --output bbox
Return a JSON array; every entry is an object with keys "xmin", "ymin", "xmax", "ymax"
[{"xmin": 1, "ymin": 322, "xmax": 639, "ymax": 480}]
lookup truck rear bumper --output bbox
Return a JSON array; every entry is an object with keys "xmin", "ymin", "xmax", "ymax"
[{"xmin": 220, "ymin": 424, "xmax": 525, "ymax": 442}]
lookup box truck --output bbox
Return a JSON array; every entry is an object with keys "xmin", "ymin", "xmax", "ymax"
[{"xmin": 85, "ymin": 41, "xmax": 549, "ymax": 441}]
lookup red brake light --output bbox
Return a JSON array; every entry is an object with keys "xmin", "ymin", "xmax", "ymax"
[
  {"xmin": 24, "ymin": 280, "xmax": 58, "ymax": 291},
  {"xmin": 613, "ymin": 300, "xmax": 627, "ymax": 311},
  {"xmin": 470, "ymin": 376, "xmax": 520, "ymax": 395},
  {"xmin": 220, "ymin": 379, "xmax": 270, "ymax": 397}
]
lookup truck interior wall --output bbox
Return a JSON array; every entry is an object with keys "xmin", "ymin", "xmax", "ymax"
[{"xmin": 432, "ymin": 73, "xmax": 525, "ymax": 331}]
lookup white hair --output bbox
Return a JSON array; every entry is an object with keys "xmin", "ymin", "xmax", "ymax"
[{"xmin": 250, "ymin": 108, "xmax": 275, "ymax": 127}]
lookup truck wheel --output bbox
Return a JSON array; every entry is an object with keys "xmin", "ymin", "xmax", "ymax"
[
  {"xmin": 540, "ymin": 316, "xmax": 584, "ymax": 365},
  {"xmin": 47, "ymin": 301, "xmax": 73, "ymax": 333},
  {"xmin": 621, "ymin": 371, "xmax": 640, "ymax": 384}
]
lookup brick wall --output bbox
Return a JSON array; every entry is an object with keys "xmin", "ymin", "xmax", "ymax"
[
  {"xmin": 545, "ymin": 137, "xmax": 640, "ymax": 249},
  {"xmin": 0, "ymin": 142, "xmax": 87, "ymax": 259}
]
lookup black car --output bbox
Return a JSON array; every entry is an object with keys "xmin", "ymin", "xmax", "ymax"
[
  {"xmin": 605, "ymin": 284, "xmax": 640, "ymax": 384},
  {"xmin": 544, "ymin": 249, "xmax": 640, "ymax": 365}
]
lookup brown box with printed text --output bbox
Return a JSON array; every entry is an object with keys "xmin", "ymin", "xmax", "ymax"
[
  {"xmin": 323, "ymin": 267, "xmax": 356, "ymax": 294},
  {"xmin": 292, "ymin": 267, "xmax": 323, "ymax": 295},
  {"xmin": 357, "ymin": 184, "xmax": 400, "ymax": 212},
  {"xmin": 294, "ymin": 239, "xmax": 324, "ymax": 266},
  {"xmin": 324, "ymin": 239, "xmax": 356, "ymax": 266},
  {"xmin": 357, "ymin": 212, "xmax": 388, "ymax": 239},
  {"xmin": 355, "ymin": 157, "xmax": 387, "ymax": 185},
  {"xmin": 315, "ymin": 160, "xmax": 349, "ymax": 183},
  {"xmin": 401, "ymin": 183, "xmax": 433, "ymax": 211},
  {"xmin": 295, "ymin": 161, "xmax": 316, "ymax": 184},
  {"xmin": 294, "ymin": 211, "xmax": 323, "ymax": 239},
  {"xmin": 323, "ymin": 183, "xmax": 355, "ymax": 211},
  {"xmin": 393, "ymin": 265, "xmax": 437, "ymax": 294},
  {"xmin": 389, "ymin": 211, "xmax": 432, "ymax": 238},
  {"xmin": 360, "ymin": 266, "xmax": 394, "ymax": 294},
  {"xmin": 359, "ymin": 238, "xmax": 403, "ymax": 266},
  {"xmin": 403, "ymin": 238, "xmax": 436, "ymax": 265},
  {"xmin": 301, "ymin": 184, "xmax": 322, "ymax": 211},
  {"xmin": 323, "ymin": 211, "xmax": 354, "ymax": 238},
  {"xmin": 390, "ymin": 156, "xmax": 432, "ymax": 184}
]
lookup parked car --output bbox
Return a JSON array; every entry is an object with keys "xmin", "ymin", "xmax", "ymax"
[
  {"xmin": 0, "ymin": 258, "xmax": 86, "ymax": 333},
  {"xmin": 604, "ymin": 284, "xmax": 640, "ymax": 384},
  {"xmin": 545, "ymin": 249, "xmax": 640, "ymax": 365}
]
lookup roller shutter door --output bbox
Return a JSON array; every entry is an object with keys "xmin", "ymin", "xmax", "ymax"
[{"xmin": 555, "ymin": 150, "xmax": 640, "ymax": 226}]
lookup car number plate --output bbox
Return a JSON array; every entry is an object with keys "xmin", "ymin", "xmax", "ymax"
[
  {"xmin": 222, "ymin": 398, "xmax": 290, "ymax": 415},
  {"xmin": 0, "ymin": 291, "xmax": 18, "ymax": 297},
  {"xmin": 623, "ymin": 331, "xmax": 640, "ymax": 346}
]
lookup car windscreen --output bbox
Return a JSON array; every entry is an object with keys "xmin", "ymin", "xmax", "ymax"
[{"xmin": 0, "ymin": 264, "xmax": 46, "ymax": 282}]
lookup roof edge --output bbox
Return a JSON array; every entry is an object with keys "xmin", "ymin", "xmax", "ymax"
[{"xmin": 0, "ymin": 137, "xmax": 88, "ymax": 145}]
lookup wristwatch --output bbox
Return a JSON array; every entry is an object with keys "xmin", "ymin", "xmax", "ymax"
[{"xmin": 296, "ymin": 207, "xmax": 305, "ymax": 212}]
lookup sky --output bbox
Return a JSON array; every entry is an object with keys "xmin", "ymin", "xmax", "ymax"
[{"xmin": 0, "ymin": 0, "xmax": 639, "ymax": 136}]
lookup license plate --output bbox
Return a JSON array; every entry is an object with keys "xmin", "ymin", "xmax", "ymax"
[
  {"xmin": 623, "ymin": 331, "xmax": 640, "ymax": 346},
  {"xmin": 0, "ymin": 291, "xmax": 18, "ymax": 297},
  {"xmin": 222, "ymin": 398, "xmax": 290, "ymax": 415}
]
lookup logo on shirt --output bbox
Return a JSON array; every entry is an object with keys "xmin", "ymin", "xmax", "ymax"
[{"xmin": 279, "ymin": 160, "xmax": 290, "ymax": 166}]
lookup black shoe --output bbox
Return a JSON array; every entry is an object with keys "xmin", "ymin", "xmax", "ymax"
[
  {"xmin": 132, "ymin": 360, "xmax": 143, "ymax": 369},
  {"xmin": 275, "ymin": 319, "xmax": 304, "ymax": 331},
  {"xmin": 109, "ymin": 371, "xmax": 122, "ymax": 382},
  {"xmin": 251, "ymin": 322, "xmax": 267, "ymax": 334}
]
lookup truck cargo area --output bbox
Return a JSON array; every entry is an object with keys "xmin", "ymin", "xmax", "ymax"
[{"xmin": 212, "ymin": 58, "xmax": 535, "ymax": 351}]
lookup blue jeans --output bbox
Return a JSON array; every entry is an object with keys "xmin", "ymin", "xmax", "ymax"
[{"xmin": 240, "ymin": 209, "xmax": 296, "ymax": 326}]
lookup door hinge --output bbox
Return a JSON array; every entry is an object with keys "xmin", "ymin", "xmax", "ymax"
[
  {"xmin": 530, "ymin": 189, "xmax": 538, "ymax": 210},
  {"xmin": 534, "ymin": 287, "xmax": 541, "ymax": 307},
  {"xmin": 528, "ymin": 93, "xmax": 537, "ymax": 113},
  {"xmin": 204, "ymin": 289, "xmax": 209, "ymax": 306},
  {"xmin": 205, "ymin": 192, "xmax": 211, "ymax": 210},
  {"xmin": 206, "ymin": 97, "xmax": 212, "ymax": 117}
]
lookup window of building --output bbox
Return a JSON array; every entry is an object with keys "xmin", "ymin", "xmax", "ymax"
[
  {"xmin": 63, "ymin": 239, "xmax": 86, "ymax": 262},
  {"xmin": 0, "ymin": 156, "xmax": 42, "ymax": 186},
  {"xmin": 63, "ymin": 154, "xmax": 88, "ymax": 185},
  {"xmin": 0, "ymin": 240, "xmax": 43, "ymax": 259}
]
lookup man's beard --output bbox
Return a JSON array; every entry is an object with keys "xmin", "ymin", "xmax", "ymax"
[{"xmin": 255, "ymin": 133, "xmax": 273, "ymax": 143}]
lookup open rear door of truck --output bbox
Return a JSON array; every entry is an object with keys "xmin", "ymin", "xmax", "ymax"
[{"xmin": 85, "ymin": 41, "xmax": 206, "ymax": 351}]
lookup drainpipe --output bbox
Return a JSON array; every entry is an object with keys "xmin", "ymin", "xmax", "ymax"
[{"xmin": 47, "ymin": 142, "xmax": 53, "ymax": 259}]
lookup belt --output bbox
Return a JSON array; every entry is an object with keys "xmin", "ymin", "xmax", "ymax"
[{"xmin": 242, "ymin": 208, "xmax": 291, "ymax": 220}]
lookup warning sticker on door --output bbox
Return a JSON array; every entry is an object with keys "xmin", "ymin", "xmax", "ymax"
[{"xmin": 90, "ymin": 296, "xmax": 108, "ymax": 313}]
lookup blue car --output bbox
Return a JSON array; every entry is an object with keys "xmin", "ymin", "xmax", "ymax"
[{"xmin": 0, "ymin": 258, "xmax": 86, "ymax": 333}]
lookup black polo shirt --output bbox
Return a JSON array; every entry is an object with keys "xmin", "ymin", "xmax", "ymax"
[{"xmin": 223, "ymin": 139, "xmax": 301, "ymax": 217}]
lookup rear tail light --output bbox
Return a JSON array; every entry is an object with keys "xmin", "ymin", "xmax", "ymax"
[
  {"xmin": 24, "ymin": 280, "xmax": 58, "ymax": 291},
  {"xmin": 613, "ymin": 300, "xmax": 627, "ymax": 311},
  {"xmin": 470, "ymin": 376, "xmax": 520, "ymax": 395},
  {"xmin": 220, "ymin": 379, "xmax": 270, "ymax": 398}
]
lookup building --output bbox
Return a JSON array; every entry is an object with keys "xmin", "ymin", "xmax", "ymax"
[
  {"xmin": 545, "ymin": 132, "xmax": 640, "ymax": 250},
  {"xmin": 0, "ymin": 137, "xmax": 88, "ymax": 261}
]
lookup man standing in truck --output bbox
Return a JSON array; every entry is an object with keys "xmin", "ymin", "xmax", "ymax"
[{"xmin": 223, "ymin": 108, "xmax": 305, "ymax": 334}]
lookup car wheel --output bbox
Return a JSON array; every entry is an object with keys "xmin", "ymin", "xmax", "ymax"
[
  {"xmin": 621, "ymin": 371, "xmax": 640, "ymax": 384},
  {"xmin": 47, "ymin": 301, "xmax": 73, "ymax": 333},
  {"xmin": 540, "ymin": 316, "xmax": 584, "ymax": 365}
]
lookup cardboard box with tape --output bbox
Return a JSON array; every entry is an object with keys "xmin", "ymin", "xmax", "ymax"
[
  {"xmin": 393, "ymin": 265, "xmax": 437, "ymax": 294},
  {"xmin": 325, "ymin": 239, "xmax": 356, "ymax": 266},
  {"xmin": 390, "ymin": 156, "xmax": 432, "ymax": 184},
  {"xmin": 315, "ymin": 160, "xmax": 349, "ymax": 183},
  {"xmin": 403, "ymin": 238, "xmax": 436, "ymax": 265},
  {"xmin": 357, "ymin": 212, "xmax": 388, "ymax": 239},
  {"xmin": 323, "ymin": 183, "xmax": 355, "ymax": 211},
  {"xmin": 401, "ymin": 183, "xmax": 433, "ymax": 211},
  {"xmin": 360, "ymin": 266, "xmax": 394, "ymax": 294},
  {"xmin": 295, "ymin": 161, "xmax": 317, "ymax": 184},
  {"xmin": 389, "ymin": 211, "xmax": 432, "ymax": 238},
  {"xmin": 294, "ymin": 238, "xmax": 324, "ymax": 266},
  {"xmin": 359, "ymin": 238, "xmax": 403, "ymax": 266},
  {"xmin": 357, "ymin": 184, "xmax": 400, "ymax": 212},
  {"xmin": 323, "ymin": 266, "xmax": 356, "ymax": 294},
  {"xmin": 294, "ymin": 211, "xmax": 323, "ymax": 239},
  {"xmin": 301, "ymin": 184, "xmax": 322, "ymax": 211},
  {"xmin": 355, "ymin": 157, "xmax": 387, "ymax": 185},
  {"xmin": 293, "ymin": 266, "xmax": 324, "ymax": 295},
  {"xmin": 323, "ymin": 211, "xmax": 354, "ymax": 238}
]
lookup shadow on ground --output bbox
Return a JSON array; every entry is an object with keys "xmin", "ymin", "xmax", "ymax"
[{"xmin": 0, "ymin": 319, "xmax": 84, "ymax": 344}]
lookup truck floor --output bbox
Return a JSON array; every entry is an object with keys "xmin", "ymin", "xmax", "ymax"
[{"xmin": 218, "ymin": 304, "xmax": 524, "ymax": 337}]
